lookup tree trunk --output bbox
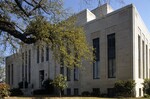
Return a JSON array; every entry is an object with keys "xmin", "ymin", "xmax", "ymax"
[{"xmin": 59, "ymin": 90, "xmax": 61, "ymax": 97}]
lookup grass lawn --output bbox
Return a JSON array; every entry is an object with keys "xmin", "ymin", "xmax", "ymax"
[{"xmin": 3, "ymin": 97, "xmax": 149, "ymax": 99}]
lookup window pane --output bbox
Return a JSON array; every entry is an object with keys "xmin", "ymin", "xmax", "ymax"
[
  {"xmin": 108, "ymin": 33, "xmax": 116, "ymax": 78},
  {"xmin": 93, "ymin": 61, "xmax": 99, "ymax": 79},
  {"xmin": 11, "ymin": 64, "xmax": 13, "ymax": 84},
  {"xmin": 67, "ymin": 88, "xmax": 71, "ymax": 95},
  {"xmin": 41, "ymin": 48, "xmax": 44, "ymax": 62},
  {"xmin": 60, "ymin": 67, "xmax": 64, "ymax": 75},
  {"xmin": 93, "ymin": 38, "xmax": 100, "ymax": 79},
  {"xmin": 74, "ymin": 67, "xmax": 79, "ymax": 81},
  {"xmin": 142, "ymin": 40, "xmax": 145, "ymax": 79},
  {"xmin": 138, "ymin": 35, "xmax": 141, "ymax": 78},
  {"xmin": 25, "ymin": 51, "xmax": 27, "ymax": 81},
  {"xmin": 22, "ymin": 53, "xmax": 24, "ymax": 81},
  {"xmin": 8, "ymin": 65, "xmax": 10, "ymax": 84},
  {"xmin": 46, "ymin": 46, "xmax": 49, "ymax": 61},
  {"xmin": 37, "ymin": 46, "xmax": 39, "ymax": 63},
  {"xmin": 93, "ymin": 38, "xmax": 100, "ymax": 61},
  {"xmin": 28, "ymin": 50, "xmax": 31, "ymax": 83},
  {"xmin": 74, "ymin": 88, "xmax": 79, "ymax": 95},
  {"xmin": 67, "ymin": 68, "xmax": 71, "ymax": 81}
]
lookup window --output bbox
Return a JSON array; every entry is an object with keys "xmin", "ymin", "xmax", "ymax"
[
  {"xmin": 60, "ymin": 66, "xmax": 64, "ymax": 75},
  {"xmin": 67, "ymin": 68, "xmax": 71, "ymax": 81},
  {"xmin": 41, "ymin": 48, "xmax": 44, "ymax": 62},
  {"xmin": 37, "ymin": 46, "xmax": 39, "ymax": 63},
  {"xmin": 93, "ymin": 38, "xmax": 100, "ymax": 61},
  {"xmin": 60, "ymin": 55, "xmax": 64, "ymax": 66},
  {"xmin": 93, "ymin": 61, "xmax": 99, "ymax": 79},
  {"xmin": 74, "ymin": 88, "xmax": 79, "ymax": 96},
  {"xmin": 107, "ymin": 33, "xmax": 116, "ymax": 78},
  {"xmin": 93, "ymin": 38, "xmax": 100, "ymax": 79},
  {"xmin": 67, "ymin": 88, "xmax": 71, "ymax": 95},
  {"xmin": 22, "ymin": 53, "xmax": 24, "ymax": 81},
  {"xmin": 138, "ymin": 35, "xmax": 141, "ymax": 78},
  {"xmin": 39, "ymin": 70, "xmax": 44, "ymax": 88},
  {"xmin": 92, "ymin": 88, "xmax": 100, "ymax": 96},
  {"xmin": 28, "ymin": 50, "xmax": 31, "ymax": 83},
  {"xmin": 46, "ymin": 46, "xmax": 49, "ymax": 61},
  {"xmin": 142, "ymin": 41, "xmax": 145, "ymax": 79},
  {"xmin": 149, "ymin": 49, "xmax": 150, "ymax": 78},
  {"xmin": 74, "ymin": 67, "xmax": 79, "ymax": 81},
  {"xmin": 107, "ymin": 88, "xmax": 115, "ymax": 97},
  {"xmin": 146, "ymin": 45, "xmax": 148, "ymax": 78},
  {"xmin": 8, "ymin": 65, "xmax": 10, "ymax": 84},
  {"xmin": 11, "ymin": 64, "xmax": 13, "ymax": 84},
  {"xmin": 139, "ymin": 88, "xmax": 141, "ymax": 96},
  {"xmin": 25, "ymin": 51, "xmax": 27, "ymax": 81}
]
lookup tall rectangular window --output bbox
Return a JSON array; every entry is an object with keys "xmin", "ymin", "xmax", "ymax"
[
  {"xmin": 22, "ymin": 53, "xmax": 24, "ymax": 81},
  {"xmin": 37, "ymin": 46, "xmax": 39, "ymax": 63},
  {"xmin": 93, "ymin": 88, "xmax": 100, "ymax": 95},
  {"xmin": 41, "ymin": 48, "xmax": 44, "ymax": 62},
  {"xmin": 107, "ymin": 88, "xmax": 115, "ymax": 97},
  {"xmin": 67, "ymin": 88, "xmax": 71, "ymax": 95},
  {"xmin": 93, "ymin": 62, "xmax": 99, "ymax": 79},
  {"xmin": 39, "ymin": 70, "xmax": 44, "ymax": 88},
  {"xmin": 139, "ymin": 88, "xmax": 141, "ymax": 96},
  {"xmin": 142, "ymin": 41, "xmax": 145, "ymax": 79},
  {"xmin": 11, "ymin": 64, "xmax": 13, "ymax": 84},
  {"xmin": 93, "ymin": 38, "xmax": 100, "ymax": 79},
  {"xmin": 138, "ymin": 35, "xmax": 141, "ymax": 78},
  {"xmin": 107, "ymin": 33, "xmax": 116, "ymax": 78},
  {"xmin": 28, "ymin": 50, "xmax": 31, "ymax": 83},
  {"xmin": 149, "ymin": 49, "xmax": 150, "ymax": 78},
  {"xmin": 25, "ymin": 51, "xmax": 27, "ymax": 81},
  {"xmin": 8, "ymin": 65, "xmax": 10, "ymax": 84},
  {"xmin": 74, "ymin": 67, "xmax": 79, "ymax": 81},
  {"xmin": 60, "ymin": 66, "xmax": 64, "ymax": 75},
  {"xmin": 146, "ymin": 45, "xmax": 148, "ymax": 78},
  {"xmin": 74, "ymin": 88, "xmax": 79, "ymax": 96},
  {"xmin": 67, "ymin": 68, "xmax": 71, "ymax": 81},
  {"xmin": 46, "ymin": 46, "xmax": 49, "ymax": 61},
  {"xmin": 93, "ymin": 38, "xmax": 100, "ymax": 61}
]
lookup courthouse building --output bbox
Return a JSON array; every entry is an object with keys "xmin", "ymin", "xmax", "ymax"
[{"xmin": 6, "ymin": 3, "xmax": 150, "ymax": 97}]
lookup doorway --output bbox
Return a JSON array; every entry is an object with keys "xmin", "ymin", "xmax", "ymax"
[{"xmin": 39, "ymin": 70, "xmax": 44, "ymax": 88}]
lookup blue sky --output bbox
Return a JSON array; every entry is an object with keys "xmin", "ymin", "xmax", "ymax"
[{"xmin": 64, "ymin": 0, "xmax": 150, "ymax": 31}]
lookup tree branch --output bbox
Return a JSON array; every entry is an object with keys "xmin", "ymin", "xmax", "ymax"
[
  {"xmin": 14, "ymin": 0, "xmax": 45, "ymax": 17},
  {"xmin": 28, "ymin": 0, "xmax": 44, "ymax": 15},
  {"xmin": 0, "ymin": 20, "xmax": 36, "ymax": 44},
  {"xmin": 23, "ymin": 0, "xmax": 34, "ymax": 7},
  {"xmin": 14, "ymin": 0, "xmax": 30, "ymax": 17}
]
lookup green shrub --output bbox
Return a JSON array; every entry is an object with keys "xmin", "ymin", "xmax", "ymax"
[
  {"xmin": 100, "ymin": 93, "xmax": 107, "ymax": 97},
  {"xmin": 10, "ymin": 88, "xmax": 23, "ymax": 96},
  {"xmin": 143, "ymin": 79, "xmax": 150, "ymax": 95},
  {"xmin": 81, "ymin": 91, "xmax": 90, "ymax": 96},
  {"xmin": 144, "ymin": 94, "xmax": 150, "ymax": 98},
  {"xmin": 32, "ymin": 89, "xmax": 51, "ymax": 95},
  {"xmin": 33, "ymin": 79, "xmax": 55, "ymax": 95},
  {"xmin": 91, "ymin": 90, "xmax": 100, "ymax": 97},
  {"xmin": 18, "ymin": 81, "xmax": 28, "ymax": 88},
  {"xmin": 42, "ymin": 78, "xmax": 54, "ymax": 94},
  {"xmin": 114, "ymin": 80, "xmax": 135, "ymax": 97},
  {"xmin": 0, "ymin": 83, "xmax": 10, "ymax": 98}
]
